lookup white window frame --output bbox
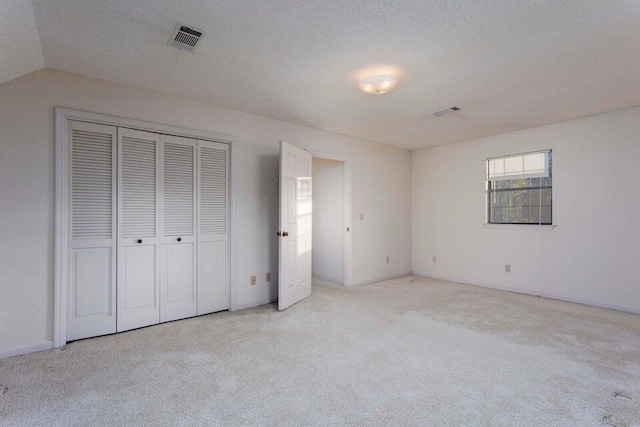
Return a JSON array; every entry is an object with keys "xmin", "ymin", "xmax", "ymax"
[
  {"xmin": 484, "ymin": 149, "xmax": 554, "ymax": 228},
  {"xmin": 54, "ymin": 108, "xmax": 236, "ymax": 348}
]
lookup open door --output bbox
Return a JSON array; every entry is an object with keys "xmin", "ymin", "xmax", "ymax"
[{"xmin": 278, "ymin": 141, "xmax": 313, "ymax": 310}]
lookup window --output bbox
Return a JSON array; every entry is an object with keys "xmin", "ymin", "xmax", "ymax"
[{"xmin": 486, "ymin": 150, "xmax": 552, "ymax": 225}]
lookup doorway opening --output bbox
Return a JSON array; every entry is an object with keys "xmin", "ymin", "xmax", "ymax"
[{"xmin": 311, "ymin": 154, "xmax": 352, "ymax": 287}]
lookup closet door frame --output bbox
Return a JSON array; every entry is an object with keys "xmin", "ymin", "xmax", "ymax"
[{"xmin": 54, "ymin": 108, "xmax": 235, "ymax": 348}]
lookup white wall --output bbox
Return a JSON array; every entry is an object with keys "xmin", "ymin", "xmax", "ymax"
[
  {"xmin": 412, "ymin": 106, "xmax": 640, "ymax": 313},
  {"xmin": 0, "ymin": 69, "xmax": 412, "ymax": 355},
  {"xmin": 312, "ymin": 158, "xmax": 344, "ymax": 283}
]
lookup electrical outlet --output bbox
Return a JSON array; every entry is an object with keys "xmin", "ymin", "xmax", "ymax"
[
  {"xmin": 265, "ymin": 272, "xmax": 271, "ymax": 282},
  {"xmin": 251, "ymin": 275, "xmax": 257, "ymax": 285},
  {"xmin": 432, "ymin": 255, "xmax": 437, "ymax": 263},
  {"xmin": 505, "ymin": 264, "xmax": 511, "ymax": 273},
  {"xmin": 386, "ymin": 256, "xmax": 390, "ymax": 264}
]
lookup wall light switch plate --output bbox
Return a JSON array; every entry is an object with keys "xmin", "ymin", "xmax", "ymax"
[
  {"xmin": 251, "ymin": 275, "xmax": 257, "ymax": 285},
  {"xmin": 360, "ymin": 213, "xmax": 364, "ymax": 220},
  {"xmin": 266, "ymin": 272, "xmax": 271, "ymax": 282},
  {"xmin": 505, "ymin": 264, "xmax": 511, "ymax": 273},
  {"xmin": 432, "ymin": 255, "xmax": 437, "ymax": 263}
]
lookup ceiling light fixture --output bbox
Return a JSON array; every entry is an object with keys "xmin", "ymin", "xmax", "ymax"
[{"xmin": 358, "ymin": 73, "xmax": 399, "ymax": 95}]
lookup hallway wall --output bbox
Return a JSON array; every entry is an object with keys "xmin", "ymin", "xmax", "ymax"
[{"xmin": 312, "ymin": 158, "xmax": 345, "ymax": 284}]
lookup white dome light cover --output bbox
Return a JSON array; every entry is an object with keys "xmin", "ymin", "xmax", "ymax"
[{"xmin": 358, "ymin": 73, "xmax": 399, "ymax": 95}]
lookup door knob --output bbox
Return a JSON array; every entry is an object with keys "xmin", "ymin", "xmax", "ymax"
[
  {"xmin": 282, "ymin": 231, "xmax": 289, "ymax": 237},
  {"xmin": 137, "ymin": 239, "xmax": 142, "ymax": 244},
  {"xmin": 276, "ymin": 231, "xmax": 282, "ymax": 236},
  {"xmin": 177, "ymin": 237, "xmax": 182, "ymax": 242}
]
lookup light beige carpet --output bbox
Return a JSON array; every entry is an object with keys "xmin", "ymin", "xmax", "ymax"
[{"xmin": 1, "ymin": 276, "xmax": 639, "ymax": 426}]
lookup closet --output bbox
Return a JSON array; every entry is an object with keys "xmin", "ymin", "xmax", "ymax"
[{"xmin": 66, "ymin": 120, "xmax": 229, "ymax": 341}]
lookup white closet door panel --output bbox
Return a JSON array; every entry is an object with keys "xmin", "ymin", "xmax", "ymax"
[
  {"xmin": 68, "ymin": 120, "xmax": 117, "ymax": 341},
  {"xmin": 161, "ymin": 242, "xmax": 196, "ymax": 321},
  {"xmin": 197, "ymin": 140, "xmax": 229, "ymax": 315},
  {"xmin": 117, "ymin": 128, "xmax": 160, "ymax": 332},
  {"xmin": 122, "ymin": 246, "xmax": 156, "ymax": 310},
  {"xmin": 165, "ymin": 244, "xmax": 194, "ymax": 302},
  {"xmin": 160, "ymin": 135, "xmax": 197, "ymax": 322},
  {"xmin": 121, "ymin": 133, "xmax": 157, "ymax": 238},
  {"xmin": 71, "ymin": 127, "xmax": 114, "ymax": 240},
  {"xmin": 163, "ymin": 139, "xmax": 195, "ymax": 237},
  {"xmin": 68, "ymin": 246, "xmax": 115, "ymax": 340},
  {"xmin": 197, "ymin": 239, "xmax": 227, "ymax": 314},
  {"xmin": 72, "ymin": 248, "xmax": 112, "ymax": 318},
  {"xmin": 199, "ymin": 143, "xmax": 228, "ymax": 236}
]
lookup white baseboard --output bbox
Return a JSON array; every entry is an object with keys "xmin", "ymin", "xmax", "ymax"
[
  {"xmin": 351, "ymin": 271, "xmax": 413, "ymax": 287},
  {"xmin": 540, "ymin": 292, "xmax": 640, "ymax": 315},
  {"xmin": 233, "ymin": 272, "xmax": 414, "ymax": 310},
  {"xmin": 0, "ymin": 341, "xmax": 53, "ymax": 360},
  {"xmin": 233, "ymin": 296, "xmax": 276, "ymax": 311},
  {"xmin": 417, "ymin": 273, "xmax": 640, "ymax": 315}
]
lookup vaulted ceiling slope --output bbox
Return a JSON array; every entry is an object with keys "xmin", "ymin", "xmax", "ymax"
[
  {"xmin": 3, "ymin": 1, "xmax": 640, "ymax": 149},
  {"xmin": 0, "ymin": 0, "xmax": 44, "ymax": 86}
]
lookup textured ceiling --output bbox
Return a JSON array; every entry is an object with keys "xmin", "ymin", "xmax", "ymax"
[
  {"xmin": 5, "ymin": 1, "xmax": 640, "ymax": 149},
  {"xmin": 0, "ymin": 0, "xmax": 44, "ymax": 85}
]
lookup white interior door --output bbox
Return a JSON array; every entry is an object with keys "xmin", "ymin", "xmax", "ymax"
[
  {"xmin": 197, "ymin": 140, "xmax": 230, "ymax": 315},
  {"xmin": 117, "ymin": 128, "xmax": 161, "ymax": 332},
  {"xmin": 278, "ymin": 141, "xmax": 312, "ymax": 310},
  {"xmin": 160, "ymin": 135, "xmax": 197, "ymax": 322},
  {"xmin": 67, "ymin": 120, "xmax": 117, "ymax": 340}
]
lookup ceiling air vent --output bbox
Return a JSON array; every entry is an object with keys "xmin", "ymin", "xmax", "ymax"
[
  {"xmin": 432, "ymin": 106, "xmax": 461, "ymax": 117},
  {"xmin": 169, "ymin": 23, "xmax": 204, "ymax": 51}
]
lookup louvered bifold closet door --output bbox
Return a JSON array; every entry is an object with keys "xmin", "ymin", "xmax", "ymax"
[
  {"xmin": 68, "ymin": 121, "xmax": 118, "ymax": 341},
  {"xmin": 117, "ymin": 128, "xmax": 161, "ymax": 332},
  {"xmin": 197, "ymin": 140, "xmax": 230, "ymax": 315},
  {"xmin": 160, "ymin": 135, "xmax": 197, "ymax": 322}
]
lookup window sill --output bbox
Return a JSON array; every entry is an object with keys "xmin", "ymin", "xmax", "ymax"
[{"xmin": 482, "ymin": 223, "xmax": 556, "ymax": 231}]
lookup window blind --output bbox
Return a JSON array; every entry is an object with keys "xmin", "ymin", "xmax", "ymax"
[{"xmin": 487, "ymin": 150, "xmax": 550, "ymax": 181}]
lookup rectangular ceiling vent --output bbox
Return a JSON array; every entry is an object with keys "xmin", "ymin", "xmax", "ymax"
[
  {"xmin": 169, "ymin": 23, "xmax": 204, "ymax": 52},
  {"xmin": 432, "ymin": 106, "xmax": 461, "ymax": 117}
]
